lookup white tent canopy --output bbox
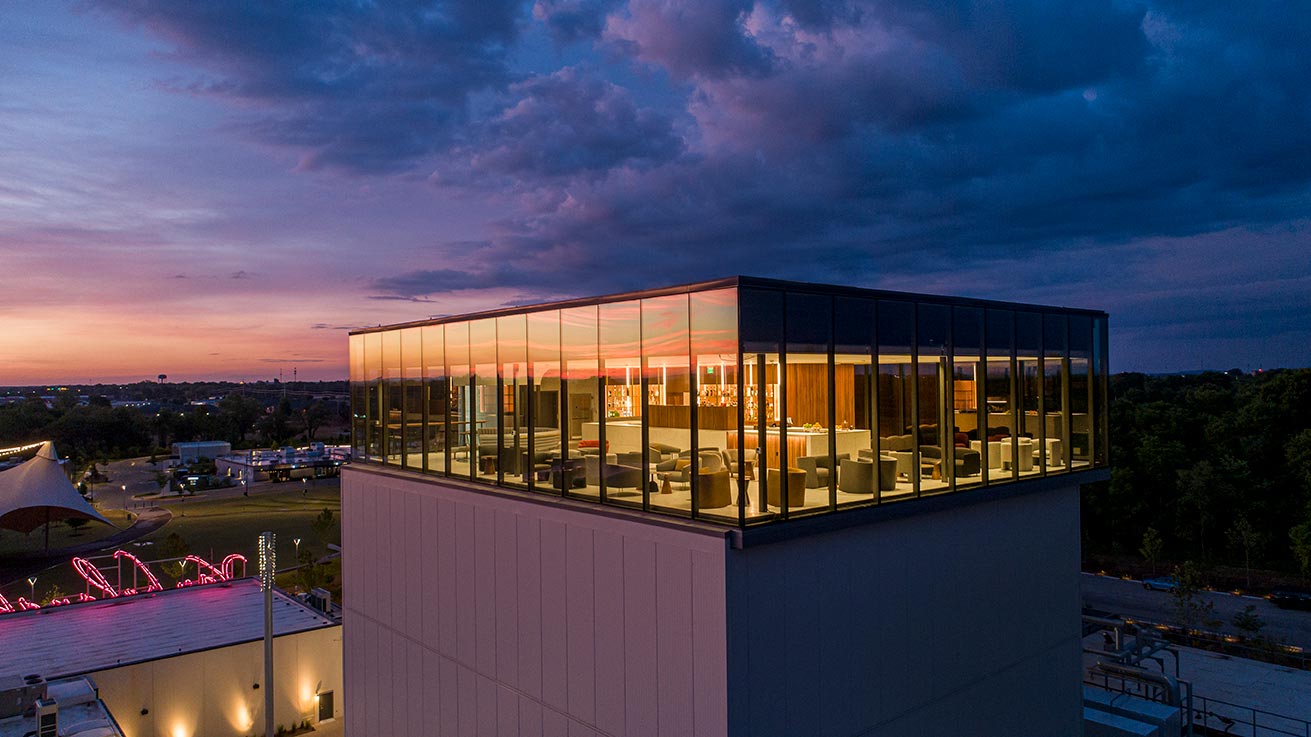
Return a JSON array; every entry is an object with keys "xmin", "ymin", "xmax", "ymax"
[{"xmin": 0, "ymin": 441, "xmax": 111, "ymax": 533}]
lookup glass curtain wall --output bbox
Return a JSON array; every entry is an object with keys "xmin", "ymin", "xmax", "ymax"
[
  {"xmin": 445, "ymin": 322, "xmax": 471, "ymax": 480},
  {"xmin": 878, "ymin": 301, "xmax": 916, "ymax": 498},
  {"xmin": 952, "ymin": 307, "xmax": 986, "ymax": 489},
  {"xmin": 421, "ymin": 324, "xmax": 447, "ymax": 475},
  {"xmin": 691, "ymin": 289, "xmax": 740, "ymax": 522},
  {"xmin": 834, "ymin": 296, "xmax": 877, "ymax": 506},
  {"xmin": 527, "ymin": 311, "xmax": 562, "ymax": 492},
  {"xmin": 348, "ymin": 282, "xmax": 1109, "ymax": 528},
  {"xmin": 643, "ymin": 294, "xmax": 692, "ymax": 516}
]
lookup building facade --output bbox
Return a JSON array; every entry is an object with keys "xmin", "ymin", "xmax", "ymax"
[{"xmin": 344, "ymin": 277, "xmax": 1109, "ymax": 736}]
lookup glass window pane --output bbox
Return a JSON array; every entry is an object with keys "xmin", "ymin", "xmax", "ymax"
[
  {"xmin": 1069, "ymin": 315, "xmax": 1092, "ymax": 469},
  {"xmin": 917, "ymin": 303, "xmax": 950, "ymax": 495},
  {"xmin": 691, "ymin": 288, "xmax": 740, "ymax": 522},
  {"xmin": 599, "ymin": 300, "xmax": 643, "ymax": 507},
  {"xmin": 470, "ymin": 318, "xmax": 498, "ymax": 483},
  {"xmin": 561, "ymin": 305, "xmax": 599, "ymax": 500},
  {"xmin": 878, "ymin": 300, "xmax": 916, "ymax": 499},
  {"xmin": 834, "ymin": 297, "xmax": 877, "ymax": 507},
  {"xmin": 737, "ymin": 288, "xmax": 782, "ymax": 520},
  {"xmin": 952, "ymin": 306, "xmax": 985, "ymax": 489},
  {"xmin": 445, "ymin": 322, "xmax": 471, "ymax": 479},
  {"xmin": 1094, "ymin": 315, "xmax": 1109, "ymax": 466},
  {"xmin": 349, "ymin": 334, "xmax": 366, "ymax": 458},
  {"xmin": 1043, "ymin": 314, "xmax": 1068, "ymax": 474},
  {"xmin": 498, "ymin": 315, "xmax": 528, "ymax": 489},
  {"xmin": 382, "ymin": 331, "xmax": 402, "ymax": 465},
  {"xmin": 422, "ymin": 324, "xmax": 446, "ymax": 475},
  {"xmin": 786, "ymin": 292, "xmax": 832, "ymax": 515},
  {"xmin": 527, "ymin": 311, "xmax": 563, "ymax": 493},
  {"xmin": 401, "ymin": 327, "xmax": 424, "ymax": 471},
  {"xmin": 985, "ymin": 309, "xmax": 1015, "ymax": 481},
  {"xmin": 1015, "ymin": 312, "xmax": 1042, "ymax": 478},
  {"xmin": 365, "ymin": 332, "xmax": 384, "ymax": 460},
  {"xmin": 644, "ymin": 294, "xmax": 692, "ymax": 517}
]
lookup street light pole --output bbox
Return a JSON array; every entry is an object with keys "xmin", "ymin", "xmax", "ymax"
[
  {"xmin": 27, "ymin": 577, "xmax": 36, "ymax": 601},
  {"xmin": 258, "ymin": 531, "xmax": 276, "ymax": 737}
]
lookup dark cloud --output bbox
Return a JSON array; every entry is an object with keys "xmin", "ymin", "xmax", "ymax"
[
  {"xmin": 533, "ymin": 0, "xmax": 625, "ymax": 43},
  {"xmin": 439, "ymin": 67, "xmax": 683, "ymax": 183},
  {"xmin": 91, "ymin": 0, "xmax": 523, "ymax": 173},
  {"xmin": 605, "ymin": 0, "xmax": 775, "ymax": 79},
  {"xmin": 93, "ymin": 0, "xmax": 1311, "ymax": 370}
]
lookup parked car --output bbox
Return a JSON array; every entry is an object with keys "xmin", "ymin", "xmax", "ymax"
[
  {"xmin": 1268, "ymin": 591, "xmax": 1311, "ymax": 610},
  {"xmin": 1142, "ymin": 576, "xmax": 1180, "ymax": 592}
]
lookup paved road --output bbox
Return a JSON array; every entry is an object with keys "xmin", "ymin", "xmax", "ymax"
[{"xmin": 1081, "ymin": 573, "xmax": 1311, "ymax": 650}]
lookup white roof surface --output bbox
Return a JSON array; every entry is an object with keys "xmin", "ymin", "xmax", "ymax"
[
  {"xmin": 0, "ymin": 441, "xmax": 110, "ymax": 533},
  {"xmin": 0, "ymin": 678, "xmax": 123, "ymax": 737},
  {"xmin": 0, "ymin": 579, "xmax": 335, "ymax": 680}
]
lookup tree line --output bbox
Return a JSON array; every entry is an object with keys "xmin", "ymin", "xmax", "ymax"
[
  {"xmin": 1082, "ymin": 368, "xmax": 1311, "ymax": 582},
  {"xmin": 0, "ymin": 381, "xmax": 348, "ymax": 472}
]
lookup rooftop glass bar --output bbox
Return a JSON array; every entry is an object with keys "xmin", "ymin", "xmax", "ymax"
[{"xmin": 350, "ymin": 277, "xmax": 1109, "ymax": 527}]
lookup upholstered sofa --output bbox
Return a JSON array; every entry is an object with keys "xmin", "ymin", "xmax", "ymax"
[{"xmin": 584, "ymin": 455, "xmax": 642, "ymax": 491}]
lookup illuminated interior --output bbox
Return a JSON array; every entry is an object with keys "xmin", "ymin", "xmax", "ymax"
[{"xmin": 350, "ymin": 278, "xmax": 1109, "ymax": 526}]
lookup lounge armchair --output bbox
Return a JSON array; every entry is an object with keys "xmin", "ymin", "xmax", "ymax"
[
  {"xmin": 696, "ymin": 469, "xmax": 732, "ymax": 509},
  {"xmin": 797, "ymin": 453, "xmax": 848, "ymax": 488}
]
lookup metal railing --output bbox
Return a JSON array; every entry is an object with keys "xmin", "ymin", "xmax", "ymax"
[
  {"xmin": 1191, "ymin": 693, "xmax": 1311, "ymax": 737},
  {"xmin": 1085, "ymin": 676, "xmax": 1311, "ymax": 737}
]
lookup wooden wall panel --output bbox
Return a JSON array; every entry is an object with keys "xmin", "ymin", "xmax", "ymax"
[{"xmin": 784, "ymin": 363, "xmax": 855, "ymax": 427}]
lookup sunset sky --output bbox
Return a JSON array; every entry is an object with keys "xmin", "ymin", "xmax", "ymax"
[{"xmin": 2, "ymin": 1, "xmax": 1308, "ymax": 385}]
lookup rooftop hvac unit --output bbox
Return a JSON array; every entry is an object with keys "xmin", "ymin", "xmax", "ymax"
[
  {"xmin": 35, "ymin": 697, "xmax": 57, "ymax": 737},
  {"xmin": 308, "ymin": 587, "xmax": 332, "ymax": 614},
  {"xmin": 0, "ymin": 674, "xmax": 46, "ymax": 719}
]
